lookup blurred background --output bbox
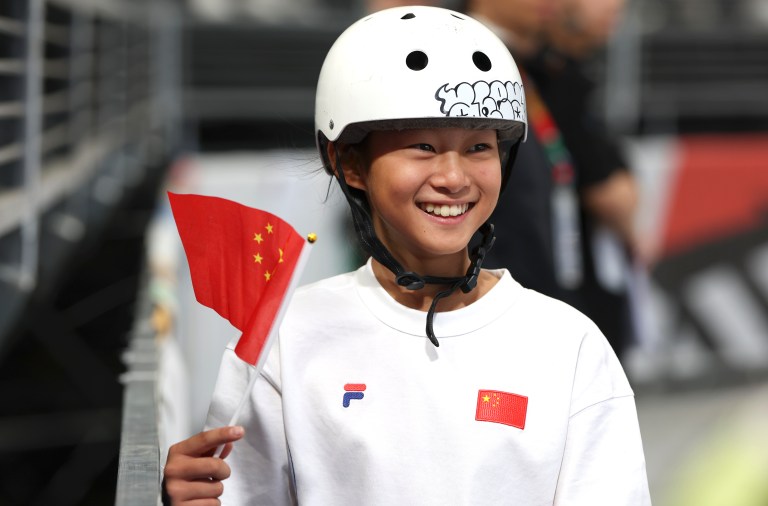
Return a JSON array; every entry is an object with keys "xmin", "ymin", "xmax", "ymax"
[{"xmin": 1, "ymin": 0, "xmax": 767, "ymax": 504}]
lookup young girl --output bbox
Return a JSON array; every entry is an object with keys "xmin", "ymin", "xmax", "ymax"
[{"xmin": 162, "ymin": 6, "xmax": 650, "ymax": 505}]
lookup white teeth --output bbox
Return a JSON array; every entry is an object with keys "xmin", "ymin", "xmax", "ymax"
[{"xmin": 421, "ymin": 203, "xmax": 469, "ymax": 217}]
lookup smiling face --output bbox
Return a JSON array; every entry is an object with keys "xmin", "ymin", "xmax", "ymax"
[{"xmin": 339, "ymin": 128, "xmax": 501, "ymax": 275}]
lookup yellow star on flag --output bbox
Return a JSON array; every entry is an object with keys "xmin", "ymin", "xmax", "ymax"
[
  {"xmin": 167, "ymin": 193, "xmax": 308, "ymax": 368},
  {"xmin": 482, "ymin": 395, "xmax": 490, "ymax": 403}
]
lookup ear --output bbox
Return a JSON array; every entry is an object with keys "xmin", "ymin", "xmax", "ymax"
[{"xmin": 327, "ymin": 142, "xmax": 367, "ymax": 191}]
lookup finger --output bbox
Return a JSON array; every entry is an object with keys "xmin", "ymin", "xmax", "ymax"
[
  {"xmin": 170, "ymin": 426, "xmax": 244, "ymax": 458},
  {"xmin": 164, "ymin": 478, "xmax": 224, "ymax": 503},
  {"xmin": 165, "ymin": 456, "xmax": 232, "ymax": 482}
]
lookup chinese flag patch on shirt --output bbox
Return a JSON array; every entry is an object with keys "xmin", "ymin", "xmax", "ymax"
[{"xmin": 475, "ymin": 390, "xmax": 528, "ymax": 429}]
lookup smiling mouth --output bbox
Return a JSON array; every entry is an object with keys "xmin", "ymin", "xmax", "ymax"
[{"xmin": 419, "ymin": 202, "xmax": 471, "ymax": 217}]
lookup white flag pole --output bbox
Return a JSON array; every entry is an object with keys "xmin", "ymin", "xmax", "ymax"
[{"xmin": 214, "ymin": 235, "xmax": 315, "ymax": 458}]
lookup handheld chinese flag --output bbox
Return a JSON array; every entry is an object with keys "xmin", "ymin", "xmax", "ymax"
[{"xmin": 168, "ymin": 192, "xmax": 312, "ymax": 371}]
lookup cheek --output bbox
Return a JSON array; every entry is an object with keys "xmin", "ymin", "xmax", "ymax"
[
  {"xmin": 367, "ymin": 172, "xmax": 415, "ymax": 211},
  {"xmin": 478, "ymin": 163, "xmax": 503, "ymax": 195},
  {"xmin": 367, "ymin": 158, "xmax": 422, "ymax": 199}
]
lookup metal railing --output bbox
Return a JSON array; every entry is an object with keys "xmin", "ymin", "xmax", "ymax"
[
  {"xmin": 0, "ymin": 0, "xmax": 181, "ymax": 503},
  {"xmin": 0, "ymin": 0, "xmax": 181, "ymax": 324},
  {"xmin": 603, "ymin": 0, "xmax": 768, "ymax": 134},
  {"xmin": 117, "ymin": 271, "xmax": 162, "ymax": 505}
]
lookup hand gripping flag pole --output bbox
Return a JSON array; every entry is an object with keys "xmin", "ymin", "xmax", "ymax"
[{"xmin": 168, "ymin": 192, "xmax": 315, "ymax": 455}]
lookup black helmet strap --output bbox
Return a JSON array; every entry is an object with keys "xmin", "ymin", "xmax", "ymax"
[{"xmin": 331, "ymin": 144, "xmax": 497, "ymax": 347}]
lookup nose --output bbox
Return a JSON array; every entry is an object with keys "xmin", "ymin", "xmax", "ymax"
[{"xmin": 431, "ymin": 152, "xmax": 470, "ymax": 193}]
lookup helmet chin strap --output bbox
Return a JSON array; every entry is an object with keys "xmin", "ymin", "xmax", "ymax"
[{"xmin": 332, "ymin": 144, "xmax": 496, "ymax": 347}]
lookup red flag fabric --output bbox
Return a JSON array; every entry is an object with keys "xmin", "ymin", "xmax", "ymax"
[
  {"xmin": 168, "ymin": 192, "xmax": 306, "ymax": 365},
  {"xmin": 475, "ymin": 390, "xmax": 528, "ymax": 429}
]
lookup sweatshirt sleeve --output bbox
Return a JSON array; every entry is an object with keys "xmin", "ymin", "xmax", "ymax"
[
  {"xmin": 205, "ymin": 343, "xmax": 296, "ymax": 506},
  {"xmin": 554, "ymin": 324, "xmax": 652, "ymax": 505}
]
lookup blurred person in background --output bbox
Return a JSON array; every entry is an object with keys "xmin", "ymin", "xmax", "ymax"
[
  {"xmin": 545, "ymin": 0, "xmax": 642, "ymax": 260},
  {"xmin": 544, "ymin": 0, "xmax": 652, "ymax": 361},
  {"xmin": 462, "ymin": 0, "xmax": 645, "ymax": 361}
]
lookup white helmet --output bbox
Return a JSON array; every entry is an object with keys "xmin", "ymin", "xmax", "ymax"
[
  {"xmin": 314, "ymin": 6, "xmax": 528, "ymax": 347},
  {"xmin": 315, "ymin": 5, "xmax": 527, "ymax": 148}
]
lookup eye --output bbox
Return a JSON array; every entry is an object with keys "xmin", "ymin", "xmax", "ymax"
[
  {"xmin": 468, "ymin": 143, "xmax": 494, "ymax": 153},
  {"xmin": 411, "ymin": 143, "xmax": 435, "ymax": 152}
]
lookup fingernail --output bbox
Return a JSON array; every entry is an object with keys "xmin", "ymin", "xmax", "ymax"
[{"xmin": 231, "ymin": 426, "xmax": 244, "ymax": 437}]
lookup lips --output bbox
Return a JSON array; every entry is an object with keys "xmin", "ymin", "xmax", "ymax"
[{"xmin": 419, "ymin": 202, "xmax": 470, "ymax": 217}]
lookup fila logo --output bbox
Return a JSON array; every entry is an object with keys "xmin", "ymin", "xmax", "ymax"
[{"xmin": 343, "ymin": 383, "xmax": 366, "ymax": 407}]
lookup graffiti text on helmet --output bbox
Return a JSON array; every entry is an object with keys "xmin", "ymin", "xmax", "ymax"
[{"xmin": 435, "ymin": 80, "xmax": 525, "ymax": 121}]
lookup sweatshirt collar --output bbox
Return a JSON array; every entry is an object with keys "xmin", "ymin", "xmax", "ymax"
[{"xmin": 355, "ymin": 258, "xmax": 520, "ymax": 339}]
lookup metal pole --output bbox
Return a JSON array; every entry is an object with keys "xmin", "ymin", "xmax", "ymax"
[
  {"xmin": 20, "ymin": 0, "xmax": 45, "ymax": 292},
  {"xmin": 151, "ymin": 0, "xmax": 183, "ymax": 157}
]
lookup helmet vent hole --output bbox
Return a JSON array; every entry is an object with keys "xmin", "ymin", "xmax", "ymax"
[
  {"xmin": 406, "ymin": 51, "xmax": 428, "ymax": 71},
  {"xmin": 329, "ymin": 120, "xmax": 334, "ymax": 130},
  {"xmin": 401, "ymin": 13, "xmax": 416, "ymax": 19},
  {"xmin": 451, "ymin": 14, "xmax": 464, "ymax": 20},
  {"xmin": 473, "ymin": 51, "xmax": 492, "ymax": 72}
]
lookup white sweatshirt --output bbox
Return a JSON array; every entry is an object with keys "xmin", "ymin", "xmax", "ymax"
[{"xmin": 206, "ymin": 260, "xmax": 651, "ymax": 505}]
